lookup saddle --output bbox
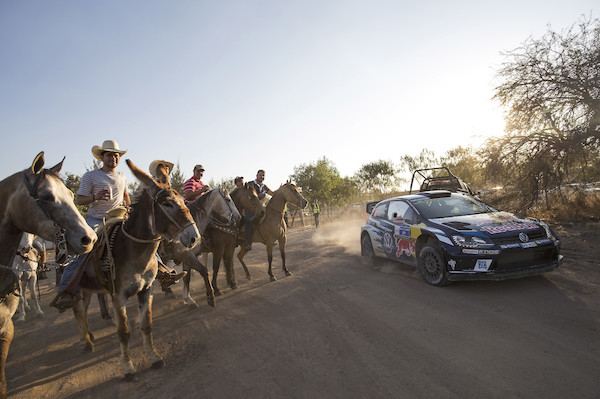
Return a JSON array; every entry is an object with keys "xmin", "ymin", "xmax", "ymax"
[{"xmin": 64, "ymin": 207, "xmax": 128, "ymax": 294}]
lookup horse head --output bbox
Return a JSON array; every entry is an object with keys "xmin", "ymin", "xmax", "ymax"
[
  {"xmin": 210, "ymin": 186, "xmax": 241, "ymax": 226},
  {"xmin": 16, "ymin": 152, "xmax": 97, "ymax": 257},
  {"xmin": 16, "ymin": 233, "xmax": 35, "ymax": 258},
  {"xmin": 126, "ymin": 159, "xmax": 199, "ymax": 248},
  {"xmin": 232, "ymin": 183, "xmax": 265, "ymax": 219},
  {"xmin": 280, "ymin": 181, "xmax": 308, "ymax": 209}
]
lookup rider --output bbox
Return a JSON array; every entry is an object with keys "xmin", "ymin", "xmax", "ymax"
[
  {"xmin": 234, "ymin": 176, "xmax": 244, "ymax": 188},
  {"xmin": 51, "ymin": 140, "xmax": 130, "ymax": 311},
  {"xmin": 183, "ymin": 164, "xmax": 210, "ymax": 206},
  {"xmin": 142, "ymin": 160, "xmax": 186, "ymax": 290},
  {"xmin": 244, "ymin": 169, "xmax": 274, "ymax": 251}
]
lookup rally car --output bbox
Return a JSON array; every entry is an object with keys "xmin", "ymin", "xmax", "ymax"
[{"xmin": 360, "ymin": 191, "xmax": 562, "ymax": 286}]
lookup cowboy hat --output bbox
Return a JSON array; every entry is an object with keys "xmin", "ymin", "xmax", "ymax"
[
  {"xmin": 91, "ymin": 140, "xmax": 128, "ymax": 161},
  {"xmin": 149, "ymin": 160, "xmax": 174, "ymax": 177}
]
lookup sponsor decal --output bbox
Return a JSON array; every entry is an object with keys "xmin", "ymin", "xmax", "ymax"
[
  {"xmin": 480, "ymin": 221, "xmax": 539, "ymax": 234},
  {"xmin": 462, "ymin": 249, "xmax": 500, "ymax": 255},
  {"xmin": 521, "ymin": 241, "xmax": 537, "ymax": 248},
  {"xmin": 396, "ymin": 239, "xmax": 415, "ymax": 257},
  {"xmin": 383, "ymin": 232, "xmax": 395, "ymax": 255},
  {"xmin": 474, "ymin": 259, "xmax": 493, "ymax": 271},
  {"xmin": 394, "ymin": 225, "xmax": 411, "ymax": 238},
  {"xmin": 501, "ymin": 243, "xmax": 521, "ymax": 249}
]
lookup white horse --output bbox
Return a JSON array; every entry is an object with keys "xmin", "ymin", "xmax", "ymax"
[{"xmin": 12, "ymin": 233, "xmax": 45, "ymax": 323}]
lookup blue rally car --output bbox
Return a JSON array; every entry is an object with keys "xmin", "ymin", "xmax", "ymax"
[{"xmin": 360, "ymin": 191, "xmax": 563, "ymax": 286}]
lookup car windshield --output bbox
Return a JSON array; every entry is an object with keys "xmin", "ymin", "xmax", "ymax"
[{"xmin": 410, "ymin": 195, "xmax": 495, "ymax": 219}]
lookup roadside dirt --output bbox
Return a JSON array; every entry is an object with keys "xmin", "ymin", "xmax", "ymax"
[{"xmin": 6, "ymin": 217, "xmax": 600, "ymax": 398}]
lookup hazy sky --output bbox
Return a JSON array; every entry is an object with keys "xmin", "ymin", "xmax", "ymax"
[{"xmin": 0, "ymin": 1, "xmax": 596, "ymax": 189}]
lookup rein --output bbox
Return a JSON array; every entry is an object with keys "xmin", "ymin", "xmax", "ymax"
[{"xmin": 121, "ymin": 188, "xmax": 195, "ymax": 244}]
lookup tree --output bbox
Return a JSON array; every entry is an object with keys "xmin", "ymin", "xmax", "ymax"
[
  {"xmin": 354, "ymin": 160, "xmax": 398, "ymax": 195},
  {"xmin": 63, "ymin": 172, "xmax": 87, "ymax": 217},
  {"xmin": 441, "ymin": 146, "xmax": 486, "ymax": 189},
  {"xmin": 291, "ymin": 157, "xmax": 358, "ymax": 207},
  {"xmin": 484, "ymin": 15, "xmax": 600, "ymax": 209},
  {"xmin": 398, "ymin": 149, "xmax": 440, "ymax": 174},
  {"xmin": 170, "ymin": 162, "xmax": 186, "ymax": 194}
]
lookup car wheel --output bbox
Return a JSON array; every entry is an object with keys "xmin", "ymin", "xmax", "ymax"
[
  {"xmin": 418, "ymin": 243, "xmax": 450, "ymax": 286},
  {"xmin": 361, "ymin": 233, "xmax": 381, "ymax": 266}
]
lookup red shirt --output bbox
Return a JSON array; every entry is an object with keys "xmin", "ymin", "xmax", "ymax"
[{"xmin": 183, "ymin": 176, "xmax": 206, "ymax": 205}]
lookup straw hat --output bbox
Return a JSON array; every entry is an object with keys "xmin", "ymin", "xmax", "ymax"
[
  {"xmin": 91, "ymin": 140, "xmax": 128, "ymax": 161},
  {"xmin": 149, "ymin": 160, "xmax": 174, "ymax": 177}
]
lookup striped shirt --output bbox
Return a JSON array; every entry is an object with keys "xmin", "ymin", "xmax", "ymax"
[
  {"xmin": 183, "ymin": 176, "xmax": 206, "ymax": 205},
  {"xmin": 78, "ymin": 169, "xmax": 127, "ymax": 219}
]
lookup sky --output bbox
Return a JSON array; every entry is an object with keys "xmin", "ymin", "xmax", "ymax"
[{"xmin": 0, "ymin": 1, "xmax": 596, "ymax": 190}]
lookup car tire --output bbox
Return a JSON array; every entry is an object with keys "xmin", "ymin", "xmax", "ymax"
[
  {"xmin": 417, "ymin": 243, "xmax": 450, "ymax": 286},
  {"xmin": 361, "ymin": 233, "xmax": 381, "ymax": 266}
]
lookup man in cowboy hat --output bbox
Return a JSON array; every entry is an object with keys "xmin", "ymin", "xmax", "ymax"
[
  {"xmin": 134, "ymin": 160, "xmax": 186, "ymax": 292},
  {"xmin": 52, "ymin": 139, "xmax": 131, "ymax": 311}
]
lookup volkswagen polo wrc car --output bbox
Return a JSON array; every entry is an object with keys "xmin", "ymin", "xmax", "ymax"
[{"xmin": 360, "ymin": 191, "xmax": 562, "ymax": 286}]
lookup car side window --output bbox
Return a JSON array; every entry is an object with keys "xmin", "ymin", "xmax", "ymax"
[
  {"xmin": 404, "ymin": 207, "xmax": 418, "ymax": 224},
  {"xmin": 388, "ymin": 201, "xmax": 410, "ymax": 221},
  {"xmin": 372, "ymin": 202, "xmax": 389, "ymax": 220}
]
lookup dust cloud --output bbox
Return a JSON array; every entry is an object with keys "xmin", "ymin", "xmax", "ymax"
[{"xmin": 310, "ymin": 215, "xmax": 366, "ymax": 254}]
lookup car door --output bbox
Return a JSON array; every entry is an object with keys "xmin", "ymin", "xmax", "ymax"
[{"xmin": 387, "ymin": 200, "xmax": 418, "ymax": 264}]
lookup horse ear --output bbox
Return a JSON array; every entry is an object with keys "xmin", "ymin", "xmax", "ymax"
[
  {"xmin": 48, "ymin": 156, "xmax": 66, "ymax": 175},
  {"xmin": 155, "ymin": 164, "xmax": 170, "ymax": 185},
  {"xmin": 30, "ymin": 151, "xmax": 45, "ymax": 175},
  {"xmin": 126, "ymin": 159, "xmax": 157, "ymax": 188}
]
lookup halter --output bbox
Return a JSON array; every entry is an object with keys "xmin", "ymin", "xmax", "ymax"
[
  {"xmin": 22, "ymin": 171, "xmax": 69, "ymax": 263},
  {"xmin": 121, "ymin": 188, "xmax": 196, "ymax": 244},
  {"xmin": 189, "ymin": 189, "xmax": 238, "ymax": 229}
]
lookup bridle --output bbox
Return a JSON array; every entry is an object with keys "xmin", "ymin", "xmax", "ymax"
[
  {"xmin": 22, "ymin": 171, "xmax": 69, "ymax": 264},
  {"xmin": 189, "ymin": 189, "xmax": 238, "ymax": 230},
  {"xmin": 121, "ymin": 188, "xmax": 196, "ymax": 244}
]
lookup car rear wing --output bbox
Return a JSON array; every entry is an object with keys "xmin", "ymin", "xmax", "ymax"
[{"xmin": 365, "ymin": 201, "xmax": 379, "ymax": 215}]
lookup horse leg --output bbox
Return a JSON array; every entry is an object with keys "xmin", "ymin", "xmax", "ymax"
[
  {"xmin": 28, "ymin": 275, "xmax": 45, "ymax": 318},
  {"xmin": 224, "ymin": 240, "xmax": 237, "ymax": 289},
  {"xmin": 137, "ymin": 288, "xmax": 164, "ymax": 370},
  {"xmin": 73, "ymin": 291, "xmax": 94, "ymax": 352},
  {"xmin": 266, "ymin": 243, "xmax": 276, "ymax": 282},
  {"xmin": 14, "ymin": 278, "xmax": 26, "ymax": 324},
  {"xmin": 182, "ymin": 251, "xmax": 214, "ymax": 307},
  {"xmin": 97, "ymin": 293, "xmax": 114, "ymax": 324},
  {"xmin": 211, "ymin": 248, "xmax": 223, "ymax": 296},
  {"xmin": 112, "ymin": 292, "xmax": 137, "ymax": 381},
  {"xmin": 0, "ymin": 293, "xmax": 19, "ymax": 399},
  {"xmin": 236, "ymin": 248, "xmax": 251, "ymax": 280},
  {"xmin": 279, "ymin": 236, "xmax": 291, "ymax": 277}
]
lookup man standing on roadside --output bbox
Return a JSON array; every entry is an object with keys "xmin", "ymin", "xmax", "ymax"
[
  {"xmin": 51, "ymin": 140, "xmax": 130, "ymax": 311},
  {"xmin": 183, "ymin": 164, "xmax": 210, "ymax": 205},
  {"xmin": 312, "ymin": 200, "xmax": 321, "ymax": 228}
]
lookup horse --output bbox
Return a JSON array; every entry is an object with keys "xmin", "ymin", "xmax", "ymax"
[
  {"xmin": 0, "ymin": 152, "xmax": 96, "ymax": 399},
  {"xmin": 236, "ymin": 181, "xmax": 307, "ymax": 281},
  {"xmin": 159, "ymin": 186, "xmax": 240, "ymax": 307},
  {"xmin": 180, "ymin": 183, "xmax": 264, "ymax": 305},
  {"xmin": 12, "ymin": 233, "xmax": 45, "ymax": 323},
  {"xmin": 71, "ymin": 159, "xmax": 199, "ymax": 382}
]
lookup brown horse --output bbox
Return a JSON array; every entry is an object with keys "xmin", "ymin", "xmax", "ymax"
[
  {"xmin": 0, "ymin": 152, "xmax": 96, "ymax": 398},
  {"xmin": 72, "ymin": 160, "xmax": 199, "ymax": 382},
  {"xmin": 236, "ymin": 181, "xmax": 307, "ymax": 281},
  {"xmin": 181, "ymin": 183, "xmax": 264, "ymax": 304},
  {"xmin": 159, "ymin": 187, "xmax": 240, "ymax": 307}
]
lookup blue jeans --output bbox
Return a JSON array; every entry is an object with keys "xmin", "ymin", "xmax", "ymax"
[
  {"xmin": 243, "ymin": 209, "xmax": 254, "ymax": 244},
  {"xmin": 58, "ymin": 216, "xmax": 102, "ymax": 292}
]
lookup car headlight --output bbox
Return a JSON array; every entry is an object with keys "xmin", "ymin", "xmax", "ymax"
[{"xmin": 451, "ymin": 235, "xmax": 494, "ymax": 248}]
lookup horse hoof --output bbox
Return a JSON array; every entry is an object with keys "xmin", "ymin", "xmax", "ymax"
[
  {"xmin": 152, "ymin": 359, "xmax": 165, "ymax": 369},
  {"xmin": 270, "ymin": 276, "xmax": 277, "ymax": 282},
  {"xmin": 105, "ymin": 318, "xmax": 116, "ymax": 326},
  {"xmin": 83, "ymin": 343, "xmax": 95, "ymax": 353},
  {"xmin": 230, "ymin": 284, "xmax": 238, "ymax": 290},
  {"xmin": 285, "ymin": 271, "xmax": 292, "ymax": 277},
  {"xmin": 214, "ymin": 290, "xmax": 223, "ymax": 297},
  {"xmin": 245, "ymin": 275, "xmax": 251, "ymax": 281},
  {"xmin": 124, "ymin": 373, "xmax": 138, "ymax": 382}
]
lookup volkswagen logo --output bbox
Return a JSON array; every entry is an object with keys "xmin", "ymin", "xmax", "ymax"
[{"xmin": 519, "ymin": 232, "xmax": 529, "ymax": 242}]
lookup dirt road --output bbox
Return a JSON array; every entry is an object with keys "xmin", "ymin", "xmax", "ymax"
[{"xmin": 6, "ymin": 217, "xmax": 600, "ymax": 398}]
